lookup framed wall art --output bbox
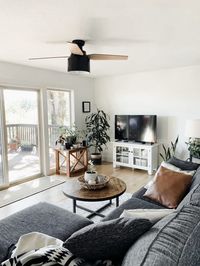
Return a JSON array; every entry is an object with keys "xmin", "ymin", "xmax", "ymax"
[{"xmin": 82, "ymin": 101, "xmax": 91, "ymax": 113}]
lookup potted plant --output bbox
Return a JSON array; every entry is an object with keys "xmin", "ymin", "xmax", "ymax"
[
  {"xmin": 56, "ymin": 125, "xmax": 84, "ymax": 149},
  {"xmin": 21, "ymin": 141, "xmax": 34, "ymax": 152},
  {"xmin": 84, "ymin": 160, "xmax": 98, "ymax": 183},
  {"xmin": 9, "ymin": 137, "xmax": 20, "ymax": 152},
  {"xmin": 160, "ymin": 136, "xmax": 179, "ymax": 161},
  {"xmin": 186, "ymin": 138, "xmax": 200, "ymax": 159},
  {"xmin": 85, "ymin": 109, "xmax": 110, "ymax": 164}
]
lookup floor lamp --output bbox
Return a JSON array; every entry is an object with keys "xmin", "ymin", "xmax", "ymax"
[{"xmin": 185, "ymin": 119, "xmax": 200, "ymax": 162}]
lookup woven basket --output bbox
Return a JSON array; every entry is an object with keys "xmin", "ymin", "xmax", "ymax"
[{"xmin": 78, "ymin": 175, "xmax": 110, "ymax": 190}]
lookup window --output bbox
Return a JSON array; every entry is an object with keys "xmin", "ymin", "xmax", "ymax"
[{"xmin": 47, "ymin": 90, "xmax": 71, "ymax": 169}]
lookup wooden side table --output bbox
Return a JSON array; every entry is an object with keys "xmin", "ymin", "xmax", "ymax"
[{"xmin": 55, "ymin": 147, "xmax": 88, "ymax": 177}]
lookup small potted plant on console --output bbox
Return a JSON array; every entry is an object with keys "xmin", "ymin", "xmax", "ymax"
[{"xmin": 85, "ymin": 109, "xmax": 110, "ymax": 164}]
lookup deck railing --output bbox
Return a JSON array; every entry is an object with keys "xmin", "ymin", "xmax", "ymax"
[{"xmin": 6, "ymin": 124, "xmax": 61, "ymax": 148}]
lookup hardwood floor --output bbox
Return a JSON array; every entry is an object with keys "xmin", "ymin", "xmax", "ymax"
[{"xmin": 0, "ymin": 162, "xmax": 152, "ymax": 220}]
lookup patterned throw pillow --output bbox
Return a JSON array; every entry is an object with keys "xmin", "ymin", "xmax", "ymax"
[
  {"xmin": 2, "ymin": 246, "xmax": 84, "ymax": 266},
  {"xmin": 2, "ymin": 232, "xmax": 114, "ymax": 266}
]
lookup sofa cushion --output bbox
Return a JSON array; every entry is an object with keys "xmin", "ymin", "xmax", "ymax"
[
  {"xmin": 132, "ymin": 187, "xmax": 169, "ymax": 208},
  {"xmin": 122, "ymin": 205, "xmax": 200, "ymax": 266},
  {"xmin": 178, "ymin": 182, "xmax": 200, "ymax": 209},
  {"xmin": 190, "ymin": 166, "xmax": 200, "ymax": 190},
  {"xmin": 0, "ymin": 202, "xmax": 93, "ymax": 263},
  {"xmin": 144, "ymin": 166, "xmax": 192, "ymax": 208},
  {"xmin": 64, "ymin": 217, "xmax": 152, "ymax": 261},
  {"xmin": 168, "ymin": 156, "xmax": 199, "ymax": 170},
  {"xmin": 120, "ymin": 208, "xmax": 174, "ymax": 224},
  {"xmin": 103, "ymin": 197, "xmax": 165, "ymax": 221}
]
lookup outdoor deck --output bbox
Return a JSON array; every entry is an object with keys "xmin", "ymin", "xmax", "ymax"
[{"xmin": 0, "ymin": 124, "xmax": 59, "ymax": 183}]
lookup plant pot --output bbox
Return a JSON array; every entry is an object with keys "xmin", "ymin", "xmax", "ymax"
[
  {"xmin": 66, "ymin": 136, "xmax": 76, "ymax": 146},
  {"xmin": 91, "ymin": 153, "xmax": 102, "ymax": 165},
  {"xmin": 65, "ymin": 142, "xmax": 71, "ymax": 150},
  {"xmin": 21, "ymin": 145, "xmax": 33, "ymax": 152},
  {"xmin": 84, "ymin": 171, "xmax": 98, "ymax": 182},
  {"xmin": 9, "ymin": 143, "xmax": 18, "ymax": 151}
]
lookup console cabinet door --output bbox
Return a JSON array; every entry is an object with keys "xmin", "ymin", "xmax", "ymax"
[
  {"xmin": 113, "ymin": 142, "xmax": 159, "ymax": 175},
  {"xmin": 113, "ymin": 144, "xmax": 130, "ymax": 167}
]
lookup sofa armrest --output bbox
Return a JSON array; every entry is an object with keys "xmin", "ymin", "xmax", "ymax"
[{"xmin": 0, "ymin": 202, "xmax": 93, "ymax": 263}]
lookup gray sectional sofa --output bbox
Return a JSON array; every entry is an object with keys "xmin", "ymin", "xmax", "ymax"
[{"xmin": 1, "ymin": 158, "xmax": 200, "ymax": 265}]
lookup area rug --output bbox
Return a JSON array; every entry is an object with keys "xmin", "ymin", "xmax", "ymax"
[
  {"xmin": 0, "ymin": 177, "xmax": 65, "ymax": 208},
  {"xmin": 55, "ymin": 192, "xmax": 132, "ymax": 222}
]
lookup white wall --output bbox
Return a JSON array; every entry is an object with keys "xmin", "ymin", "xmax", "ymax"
[
  {"xmin": 0, "ymin": 61, "xmax": 95, "ymax": 128},
  {"xmin": 1, "ymin": 61, "xmax": 200, "ymax": 163},
  {"xmin": 94, "ymin": 66, "xmax": 200, "ymax": 161}
]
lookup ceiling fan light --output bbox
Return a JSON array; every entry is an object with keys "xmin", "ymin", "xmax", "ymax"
[{"xmin": 68, "ymin": 54, "xmax": 90, "ymax": 73}]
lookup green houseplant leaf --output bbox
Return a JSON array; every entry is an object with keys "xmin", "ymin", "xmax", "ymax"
[
  {"xmin": 160, "ymin": 136, "xmax": 179, "ymax": 161},
  {"xmin": 186, "ymin": 138, "xmax": 200, "ymax": 159},
  {"xmin": 85, "ymin": 109, "xmax": 110, "ymax": 153}
]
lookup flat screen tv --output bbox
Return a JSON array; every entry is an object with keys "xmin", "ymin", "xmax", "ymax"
[{"xmin": 115, "ymin": 115, "xmax": 157, "ymax": 143}]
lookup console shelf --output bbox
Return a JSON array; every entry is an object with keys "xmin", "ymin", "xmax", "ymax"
[{"xmin": 113, "ymin": 142, "xmax": 159, "ymax": 175}]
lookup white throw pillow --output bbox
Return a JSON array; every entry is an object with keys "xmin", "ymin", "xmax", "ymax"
[
  {"xmin": 144, "ymin": 180, "xmax": 153, "ymax": 189},
  {"xmin": 120, "ymin": 208, "xmax": 174, "ymax": 224}
]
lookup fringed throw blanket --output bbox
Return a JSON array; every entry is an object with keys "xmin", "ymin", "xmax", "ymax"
[{"xmin": 1, "ymin": 232, "xmax": 113, "ymax": 266}]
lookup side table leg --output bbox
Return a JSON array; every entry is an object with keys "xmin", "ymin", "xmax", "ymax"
[
  {"xmin": 73, "ymin": 199, "xmax": 76, "ymax": 213},
  {"xmin": 66, "ymin": 153, "xmax": 70, "ymax": 177},
  {"xmin": 116, "ymin": 197, "xmax": 119, "ymax": 207},
  {"xmin": 84, "ymin": 149, "xmax": 88, "ymax": 170},
  {"xmin": 55, "ymin": 150, "xmax": 60, "ymax": 175}
]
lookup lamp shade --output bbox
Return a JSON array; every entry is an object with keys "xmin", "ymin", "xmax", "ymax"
[
  {"xmin": 68, "ymin": 54, "xmax": 90, "ymax": 73},
  {"xmin": 185, "ymin": 119, "xmax": 200, "ymax": 138}
]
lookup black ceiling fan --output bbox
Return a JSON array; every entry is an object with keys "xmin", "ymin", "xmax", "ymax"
[{"xmin": 29, "ymin": 39, "xmax": 128, "ymax": 73}]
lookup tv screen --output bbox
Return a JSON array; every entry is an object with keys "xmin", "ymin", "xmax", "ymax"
[
  {"xmin": 115, "ymin": 115, "xmax": 157, "ymax": 143},
  {"xmin": 115, "ymin": 115, "xmax": 129, "ymax": 140}
]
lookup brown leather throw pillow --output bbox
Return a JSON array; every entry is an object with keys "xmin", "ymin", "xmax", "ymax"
[{"xmin": 144, "ymin": 165, "xmax": 192, "ymax": 208}]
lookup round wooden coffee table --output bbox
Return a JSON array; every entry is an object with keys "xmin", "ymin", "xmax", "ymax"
[{"xmin": 63, "ymin": 176, "xmax": 126, "ymax": 219}]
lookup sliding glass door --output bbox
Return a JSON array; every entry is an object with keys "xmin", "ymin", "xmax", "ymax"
[
  {"xmin": 0, "ymin": 125, "xmax": 3, "ymax": 185},
  {"xmin": 4, "ymin": 89, "xmax": 41, "ymax": 182},
  {"xmin": 47, "ymin": 90, "xmax": 71, "ymax": 170},
  {"xmin": 0, "ymin": 86, "xmax": 73, "ymax": 186}
]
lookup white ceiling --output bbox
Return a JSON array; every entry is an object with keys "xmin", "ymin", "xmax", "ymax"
[{"xmin": 1, "ymin": 0, "xmax": 200, "ymax": 77}]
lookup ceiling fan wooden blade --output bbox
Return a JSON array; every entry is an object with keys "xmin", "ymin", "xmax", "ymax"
[
  {"xmin": 29, "ymin": 56, "xmax": 69, "ymax": 60},
  {"xmin": 67, "ymin": 42, "xmax": 84, "ymax": 55},
  {"xmin": 88, "ymin": 54, "xmax": 128, "ymax": 60}
]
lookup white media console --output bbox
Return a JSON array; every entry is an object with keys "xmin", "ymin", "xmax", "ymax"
[{"xmin": 113, "ymin": 141, "xmax": 159, "ymax": 175}]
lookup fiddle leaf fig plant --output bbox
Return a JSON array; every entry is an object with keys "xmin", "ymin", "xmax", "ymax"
[{"xmin": 85, "ymin": 109, "xmax": 110, "ymax": 153}]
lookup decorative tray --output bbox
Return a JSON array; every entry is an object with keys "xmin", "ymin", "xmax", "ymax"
[{"xmin": 78, "ymin": 175, "xmax": 110, "ymax": 190}]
